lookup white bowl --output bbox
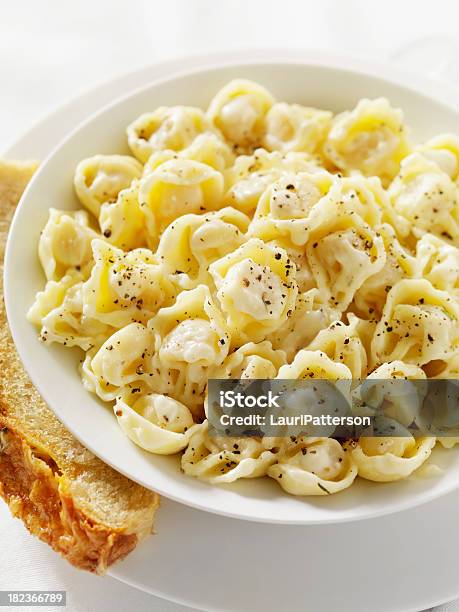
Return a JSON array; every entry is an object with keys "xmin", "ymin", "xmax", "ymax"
[{"xmin": 5, "ymin": 56, "xmax": 459, "ymax": 524}]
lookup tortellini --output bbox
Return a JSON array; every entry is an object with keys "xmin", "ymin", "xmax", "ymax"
[
  {"xmin": 306, "ymin": 315, "xmax": 373, "ymax": 378},
  {"xmin": 278, "ymin": 349, "xmax": 352, "ymax": 381},
  {"xmin": 268, "ymin": 438, "xmax": 357, "ymax": 495},
  {"xmin": 310, "ymin": 174, "xmax": 383, "ymax": 228},
  {"xmin": 39, "ymin": 208, "xmax": 99, "ymax": 281},
  {"xmin": 115, "ymin": 393, "xmax": 198, "ymax": 455},
  {"xmin": 148, "ymin": 285, "xmax": 230, "ymax": 417},
  {"xmin": 324, "ymin": 97, "xmax": 410, "ymax": 185},
  {"xmin": 82, "ymin": 322, "xmax": 155, "ymax": 401},
  {"xmin": 416, "ymin": 133, "xmax": 459, "ymax": 180},
  {"xmin": 28, "ymin": 273, "xmax": 113, "ymax": 351},
  {"xmin": 31, "ymin": 80, "xmax": 459, "ymax": 497},
  {"xmin": 353, "ymin": 361, "xmax": 427, "ymax": 428},
  {"xmin": 249, "ymin": 170, "xmax": 334, "ymax": 245},
  {"xmin": 353, "ymin": 223, "xmax": 418, "ymax": 318},
  {"xmin": 267, "ymin": 237, "xmax": 315, "ymax": 293},
  {"xmin": 263, "ymin": 102, "xmax": 332, "ymax": 154},
  {"xmin": 98, "ymin": 182, "xmax": 147, "ymax": 250},
  {"xmin": 371, "ymin": 279, "xmax": 459, "ymax": 367},
  {"xmin": 82, "ymin": 239, "xmax": 176, "ymax": 328},
  {"xmin": 224, "ymin": 148, "xmax": 317, "ymax": 215},
  {"xmin": 207, "ymin": 79, "xmax": 275, "ymax": 151},
  {"xmin": 415, "ymin": 233, "xmax": 459, "ymax": 294},
  {"xmin": 143, "ymin": 132, "xmax": 235, "ymax": 175},
  {"xmin": 303, "ymin": 208, "xmax": 386, "ymax": 311},
  {"xmin": 209, "ymin": 238, "xmax": 298, "ymax": 346},
  {"xmin": 127, "ymin": 106, "xmax": 212, "ymax": 163},
  {"xmin": 74, "ymin": 154, "xmax": 143, "ymax": 217},
  {"xmin": 351, "ymin": 436, "xmax": 435, "ymax": 482},
  {"xmin": 182, "ymin": 421, "xmax": 278, "ymax": 484},
  {"xmin": 156, "ymin": 207, "xmax": 250, "ymax": 289},
  {"xmin": 28, "ymin": 271, "xmax": 82, "ymax": 328},
  {"xmin": 388, "ymin": 153, "xmax": 459, "ymax": 243},
  {"xmin": 267, "ymin": 288, "xmax": 339, "ymax": 361},
  {"xmin": 139, "ymin": 158, "xmax": 224, "ymax": 246},
  {"xmin": 210, "ymin": 340, "xmax": 286, "ymax": 380}
]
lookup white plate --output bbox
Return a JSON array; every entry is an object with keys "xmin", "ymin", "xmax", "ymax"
[
  {"xmin": 4, "ymin": 49, "xmax": 459, "ymax": 526},
  {"xmin": 109, "ymin": 490, "xmax": 459, "ymax": 612},
  {"xmin": 4, "ymin": 48, "xmax": 459, "ymax": 612}
]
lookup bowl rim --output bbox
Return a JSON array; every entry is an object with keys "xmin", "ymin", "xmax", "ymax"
[{"xmin": 5, "ymin": 48, "xmax": 459, "ymax": 525}]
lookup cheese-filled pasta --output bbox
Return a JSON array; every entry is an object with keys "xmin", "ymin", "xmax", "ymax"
[
  {"xmin": 99, "ymin": 182, "xmax": 147, "ymax": 250},
  {"xmin": 267, "ymin": 289, "xmax": 339, "ymax": 361},
  {"xmin": 142, "ymin": 133, "xmax": 234, "ymax": 178},
  {"xmin": 307, "ymin": 173, "xmax": 401, "ymax": 232},
  {"xmin": 39, "ymin": 208, "xmax": 99, "ymax": 281},
  {"xmin": 415, "ymin": 233, "xmax": 459, "ymax": 294},
  {"xmin": 82, "ymin": 239, "xmax": 176, "ymax": 328},
  {"xmin": 249, "ymin": 170, "xmax": 334, "ymax": 245},
  {"xmin": 278, "ymin": 349, "xmax": 353, "ymax": 381},
  {"xmin": 156, "ymin": 207, "xmax": 250, "ymax": 289},
  {"xmin": 268, "ymin": 437, "xmax": 358, "ymax": 495},
  {"xmin": 127, "ymin": 106, "xmax": 212, "ymax": 163},
  {"xmin": 28, "ymin": 274, "xmax": 113, "ymax": 351},
  {"xmin": 307, "ymin": 315, "xmax": 373, "ymax": 378},
  {"xmin": 303, "ymin": 209, "xmax": 386, "ymax": 311},
  {"xmin": 224, "ymin": 148, "xmax": 317, "ymax": 215},
  {"xmin": 210, "ymin": 340, "xmax": 286, "ymax": 380},
  {"xmin": 353, "ymin": 361, "xmax": 427, "ymax": 428},
  {"xmin": 143, "ymin": 132, "xmax": 235, "ymax": 176},
  {"xmin": 81, "ymin": 322, "xmax": 155, "ymax": 401},
  {"xmin": 388, "ymin": 153, "xmax": 459, "ymax": 243},
  {"xmin": 114, "ymin": 393, "xmax": 199, "ymax": 455},
  {"xmin": 28, "ymin": 271, "xmax": 82, "ymax": 328},
  {"xmin": 416, "ymin": 133, "xmax": 459, "ymax": 180},
  {"xmin": 209, "ymin": 238, "xmax": 298, "ymax": 346},
  {"xmin": 74, "ymin": 154, "xmax": 142, "ymax": 217},
  {"xmin": 139, "ymin": 158, "xmax": 224, "ymax": 246},
  {"xmin": 266, "ymin": 237, "xmax": 315, "ymax": 292},
  {"xmin": 207, "ymin": 79, "xmax": 275, "ymax": 151},
  {"xmin": 148, "ymin": 285, "xmax": 229, "ymax": 417},
  {"xmin": 353, "ymin": 223, "xmax": 418, "ymax": 318},
  {"xmin": 324, "ymin": 97, "xmax": 410, "ymax": 185},
  {"xmin": 182, "ymin": 421, "xmax": 278, "ymax": 484},
  {"xmin": 263, "ymin": 102, "xmax": 332, "ymax": 154},
  {"xmin": 351, "ymin": 435, "xmax": 435, "ymax": 482},
  {"xmin": 30, "ymin": 79, "xmax": 459, "ymax": 498},
  {"xmin": 371, "ymin": 279, "xmax": 459, "ymax": 367}
]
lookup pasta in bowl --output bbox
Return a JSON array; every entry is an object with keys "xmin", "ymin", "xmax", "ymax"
[{"xmin": 7, "ymin": 59, "xmax": 459, "ymax": 523}]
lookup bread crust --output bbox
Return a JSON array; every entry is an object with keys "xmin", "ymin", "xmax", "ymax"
[
  {"xmin": 0, "ymin": 429, "xmax": 140, "ymax": 572},
  {"xmin": 0, "ymin": 160, "xmax": 159, "ymax": 574}
]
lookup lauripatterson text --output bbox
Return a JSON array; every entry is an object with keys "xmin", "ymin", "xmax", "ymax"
[{"xmin": 219, "ymin": 414, "xmax": 371, "ymax": 427}]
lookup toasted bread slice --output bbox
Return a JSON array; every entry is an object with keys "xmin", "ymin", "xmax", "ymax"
[{"xmin": 0, "ymin": 160, "xmax": 159, "ymax": 574}]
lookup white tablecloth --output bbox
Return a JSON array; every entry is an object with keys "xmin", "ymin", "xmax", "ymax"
[{"xmin": 1, "ymin": 1, "xmax": 459, "ymax": 610}]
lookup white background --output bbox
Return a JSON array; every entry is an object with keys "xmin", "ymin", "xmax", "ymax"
[{"xmin": 1, "ymin": 1, "xmax": 459, "ymax": 611}]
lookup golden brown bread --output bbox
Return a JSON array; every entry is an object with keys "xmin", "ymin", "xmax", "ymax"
[{"xmin": 0, "ymin": 160, "xmax": 159, "ymax": 574}]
